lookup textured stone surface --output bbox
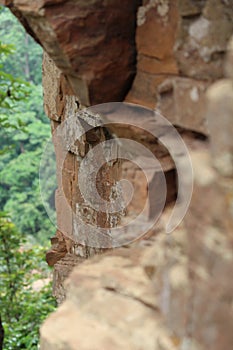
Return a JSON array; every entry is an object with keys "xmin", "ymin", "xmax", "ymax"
[
  {"xmin": 126, "ymin": 0, "xmax": 179, "ymax": 108},
  {"xmin": 225, "ymin": 36, "xmax": 233, "ymax": 79},
  {"xmin": 183, "ymin": 150, "xmax": 233, "ymax": 350},
  {"xmin": 40, "ymin": 141, "xmax": 233, "ymax": 349},
  {"xmin": 126, "ymin": 72, "xmax": 170, "ymax": 109},
  {"xmin": 2, "ymin": 1, "xmax": 233, "ymax": 348},
  {"xmin": 42, "ymin": 53, "xmax": 179, "ymax": 303},
  {"xmin": 42, "ymin": 52, "xmax": 122, "ymax": 302},
  {"xmin": 157, "ymin": 77, "xmax": 210, "ymax": 133},
  {"xmin": 206, "ymin": 79, "xmax": 233, "ymax": 176},
  {"xmin": 178, "ymin": 0, "xmax": 206, "ymax": 16},
  {"xmin": 40, "ymin": 246, "xmax": 177, "ymax": 350},
  {"xmin": 2, "ymin": 0, "xmax": 140, "ymax": 105},
  {"xmin": 175, "ymin": 0, "xmax": 233, "ymax": 79},
  {"xmin": 40, "ymin": 25, "xmax": 233, "ymax": 350}
]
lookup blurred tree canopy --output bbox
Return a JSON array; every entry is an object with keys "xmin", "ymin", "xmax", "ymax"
[
  {"xmin": 0, "ymin": 7, "xmax": 42, "ymax": 85},
  {"xmin": 0, "ymin": 7, "xmax": 56, "ymax": 349},
  {"xmin": 0, "ymin": 6, "xmax": 55, "ymax": 243},
  {"xmin": 0, "ymin": 212, "xmax": 56, "ymax": 349}
]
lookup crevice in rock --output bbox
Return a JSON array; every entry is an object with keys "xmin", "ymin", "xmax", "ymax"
[{"xmin": 103, "ymin": 286, "xmax": 159, "ymax": 312}]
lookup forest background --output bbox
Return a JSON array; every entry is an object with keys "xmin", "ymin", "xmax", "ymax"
[{"xmin": 0, "ymin": 6, "xmax": 56, "ymax": 350}]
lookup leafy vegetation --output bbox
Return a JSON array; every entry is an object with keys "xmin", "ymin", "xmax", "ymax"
[
  {"xmin": 0, "ymin": 7, "xmax": 42, "ymax": 85},
  {"xmin": 0, "ymin": 6, "xmax": 57, "ymax": 349},
  {"xmin": 0, "ymin": 212, "xmax": 56, "ymax": 349},
  {"xmin": 0, "ymin": 6, "xmax": 54, "ymax": 244}
]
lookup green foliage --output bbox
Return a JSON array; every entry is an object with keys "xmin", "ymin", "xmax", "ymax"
[
  {"xmin": 0, "ymin": 7, "xmax": 57, "ymax": 349},
  {"xmin": 0, "ymin": 112, "xmax": 53, "ymax": 243},
  {"xmin": 0, "ymin": 212, "xmax": 56, "ymax": 349},
  {"xmin": 0, "ymin": 39, "xmax": 31, "ymax": 138},
  {"xmin": 0, "ymin": 7, "xmax": 42, "ymax": 85},
  {"xmin": 0, "ymin": 6, "xmax": 55, "ymax": 243}
]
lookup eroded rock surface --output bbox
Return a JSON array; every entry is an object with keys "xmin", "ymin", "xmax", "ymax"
[
  {"xmin": 3, "ymin": 0, "xmax": 140, "ymax": 105},
  {"xmin": 40, "ymin": 29, "xmax": 233, "ymax": 350},
  {"xmin": 175, "ymin": 0, "xmax": 233, "ymax": 80},
  {"xmin": 40, "ymin": 244, "xmax": 179, "ymax": 350},
  {"xmin": 126, "ymin": 0, "xmax": 179, "ymax": 108},
  {"xmin": 1, "ymin": 1, "xmax": 232, "ymax": 349}
]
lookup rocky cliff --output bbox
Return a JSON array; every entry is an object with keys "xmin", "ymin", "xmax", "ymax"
[{"xmin": 1, "ymin": 0, "xmax": 233, "ymax": 349}]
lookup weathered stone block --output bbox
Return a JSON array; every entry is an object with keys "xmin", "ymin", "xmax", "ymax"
[
  {"xmin": 225, "ymin": 35, "xmax": 233, "ymax": 80},
  {"xmin": 126, "ymin": 72, "xmax": 170, "ymax": 108},
  {"xmin": 178, "ymin": 0, "xmax": 206, "ymax": 17},
  {"xmin": 157, "ymin": 77, "xmax": 210, "ymax": 133},
  {"xmin": 126, "ymin": 0, "xmax": 179, "ymax": 108},
  {"xmin": 40, "ymin": 250, "xmax": 177, "ymax": 350},
  {"xmin": 3, "ymin": 0, "xmax": 140, "ymax": 105},
  {"xmin": 175, "ymin": 0, "xmax": 233, "ymax": 79},
  {"xmin": 184, "ymin": 150, "xmax": 233, "ymax": 350},
  {"xmin": 206, "ymin": 79, "xmax": 233, "ymax": 176}
]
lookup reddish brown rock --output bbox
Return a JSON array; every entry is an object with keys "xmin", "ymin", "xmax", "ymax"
[
  {"xmin": 121, "ymin": 160, "xmax": 176, "ymax": 223},
  {"xmin": 46, "ymin": 231, "xmax": 68, "ymax": 267},
  {"xmin": 42, "ymin": 52, "xmax": 124, "ymax": 302},
  {"xmin": 3, "ymin": 0, "xmax": 140, "ymax": 105},
  {"xmin": 2, "ymin": 2, "xmax": 232, "ymax": 349},
  {"xmin": 136, "ymin": 0, "xmax": 178, "ymax": 60},
  {"xmin": 137, "ymin": 54, "xmax": 178, "ymax": 76},
  {"xmin": 126, "ymin": 72, "xmax": 171, "ymax": 108},
  {"xmin": 126, "ymin": 0, "xmax": 179, "ymax": 108}
]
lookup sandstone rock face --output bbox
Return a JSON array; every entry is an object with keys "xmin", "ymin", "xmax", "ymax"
[
  {"xmin": 225, "ymin": 36, "xmax": 233, "ymax": 79},
  {"xmin": 126, "ymin": 0, "xmax": 179, "ymax": 108},
  {"xmin": 204, "ymin": 34, "xmax": 233, "ymax": 218},
  {"xmin": 40, "ymin": 245, "xmax": 179, "ymax": 350},
  {"xmin": 41, "ymin": 53, "xmax": 177, "ymax": 304},
  {"xmin": 40, "ymin": 30, "xmax": 233, "ymax": 350},
  {"xmin": 125, "ymin": 0, "xmax": 233, "ymax": 134},
  {"xmin": 175, "ymin": 0, "xmax": 233, "ymax": 80},
  {"xmin": 206, "ymin": 79, "xmax": 233, "ymax": 176},
  {"xmin": 157, "ymin": 77, "xmax": 210, "ymax": 133},
  {"xmin": 40, "ymin": 80, "xmax": 233, "ymax": 350},
  {"xmin": 3, "ymin": 0, "xmax": 140, "ymax": 105},
  {"xmin": 155, "ymin": 0, "xmax": 233, "ymax": 134},
  {"xmin": 42, "ymin": 52, "xmax": 124, "ymax": 303},
  {"xmin": 163, "ymin": 35, "xmax": 233, "ymax": 349},
  {"xmin": 2, "ymin": 1, "xmax": 233, "ymax": 348},
  {"xmin": 183, "ymin": 150, "xmax": 233, "ymax": 350}
]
